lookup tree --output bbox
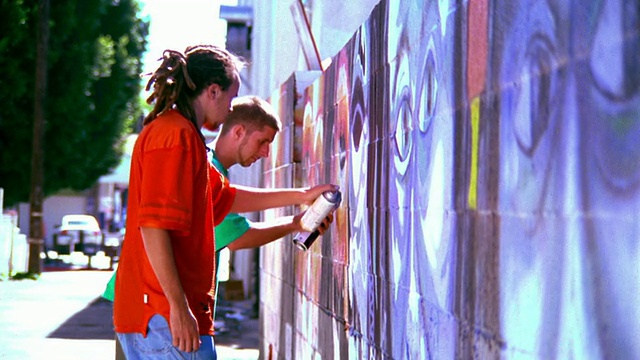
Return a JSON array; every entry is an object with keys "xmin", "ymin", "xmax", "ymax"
[{"xmin": 0, "ymin": 0, "xmax": 148, "ymax": 207}]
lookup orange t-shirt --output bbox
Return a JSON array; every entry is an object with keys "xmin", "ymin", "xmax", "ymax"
[{"xmin": 114, "ymin": 110, "xmax": 236, "ymax": 336}]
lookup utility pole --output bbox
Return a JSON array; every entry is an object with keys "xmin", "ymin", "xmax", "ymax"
[{"xmin": 28, "ymin": 0, "xmax": 50, "ymax": 274}]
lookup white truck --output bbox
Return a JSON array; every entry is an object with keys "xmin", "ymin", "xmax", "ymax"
[{"xmin": 53, "ymin": 214, "xmax": 103, "ymax": 256}]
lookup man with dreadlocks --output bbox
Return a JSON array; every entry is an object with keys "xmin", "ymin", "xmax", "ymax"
[{"xmin": 113, "ymin": 45, "xmax": 336, "ymax": 359}]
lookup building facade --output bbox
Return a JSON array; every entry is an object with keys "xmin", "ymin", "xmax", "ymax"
[{"xmin": 241, "ymin": 0, "xmax": 640, "ymax": 358}]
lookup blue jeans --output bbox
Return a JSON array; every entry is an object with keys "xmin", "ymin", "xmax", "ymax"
[{"xmin": 116, "ymin": 314, "xmax": 217, "ymax": 360}]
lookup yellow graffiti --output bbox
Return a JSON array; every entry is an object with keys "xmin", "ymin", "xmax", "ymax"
[{"xmin": 468, "ymin": 97, "xmax": 480, "ymax": 209}]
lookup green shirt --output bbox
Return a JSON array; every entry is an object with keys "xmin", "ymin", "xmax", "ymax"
[
  {"xmin": 210, "ymin": 150, "xmax": 251, "ymax": 247},
  {"xmin": 102, "ymin": 149, "xmax": 250, "ymax": 301}
]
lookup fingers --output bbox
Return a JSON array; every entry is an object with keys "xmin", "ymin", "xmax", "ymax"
[
  {"xmin": 192, "ymin": 337, "xmax": 202, "ymax": 352},
  {"xmin": 311, "ymin": 183, "xmax": 338, "ymax": 192},
  {"xmin": 324, "ymin": 183, "xmax": 340, "ymax": 192},
  {"xmin": 173, "ymin": 333, "xmax": 201, "ymax": 352},
  {"xmin": 304, "ymin": 184, "xmax": 340, "ymax": 205},
  {"xmin": 170, "ymin": 308, "xmax": 201, "ymax": 353},
  {"xmin": 294, "ymin": 209, "xmax": 335, "ymax": 234},
  {"xmin": 316, "ymin": 212, "xmax": 334, "ymax": 235}
]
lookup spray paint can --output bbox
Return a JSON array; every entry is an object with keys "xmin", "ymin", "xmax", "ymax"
[{"xmin": 293, "ymin": 189, "xmax": 342, "ymax": 251}]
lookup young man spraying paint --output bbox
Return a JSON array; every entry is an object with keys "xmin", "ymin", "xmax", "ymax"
[
  {"xmin": 112, "ymin": 45, "xmax": 336, "ymax": 359},
  {"xmin": 103, "ymin": 95, "xmax": 333, "ymax": 302},
  {"xmin": 106, "ymin": 90, "xmax": 334, "ymax": 358}
]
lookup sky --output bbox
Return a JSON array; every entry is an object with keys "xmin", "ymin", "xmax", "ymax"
[
  {"xmin": 109, "ymin": 0, "xmax": 238, "ymax": 175},
  {"xmin": 138, "ymin": 0, "xmax": 237, "ymax": 76}
]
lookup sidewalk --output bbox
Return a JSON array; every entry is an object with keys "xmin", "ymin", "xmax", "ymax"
[{"xmin": 0, "ymin": 269, "xmax": 259, "ymax": 360}]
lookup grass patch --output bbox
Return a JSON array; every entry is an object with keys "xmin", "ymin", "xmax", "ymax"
[{"xmin": 10, "ymin": 272, "xmax": 40, "ymax": 281}]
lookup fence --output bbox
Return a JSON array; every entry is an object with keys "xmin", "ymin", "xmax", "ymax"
[{"xmin": 0, "ymin": 188, "xmax": 29, "ymax": 277}]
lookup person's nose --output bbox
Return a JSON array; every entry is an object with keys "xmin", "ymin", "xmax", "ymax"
[{"xmin": 260, "ymin": 144, "xmax": 270, "ymax": 158}]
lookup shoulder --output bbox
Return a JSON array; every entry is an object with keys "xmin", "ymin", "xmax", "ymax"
[
  {"xmin": 139, "ymin": 111, "xmax": 202, "ymax": 151},
  {"xmin": 146, "ymin": 110, "xmax": 193, "ymax": 132}
]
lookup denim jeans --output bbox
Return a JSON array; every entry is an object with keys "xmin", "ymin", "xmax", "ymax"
[{"xmin": 116, "ymin": 314, "xmax": 217, "ymax": 360}]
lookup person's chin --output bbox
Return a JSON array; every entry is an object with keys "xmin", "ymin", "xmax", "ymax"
[{"xmin": 202, "ymin": 122, "xmax": 220, "ymax": 131}]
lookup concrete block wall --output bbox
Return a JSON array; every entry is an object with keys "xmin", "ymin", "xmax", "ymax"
[{"xmin": 260, "ymin": 0, "xmax": 640, "ymax": 359}]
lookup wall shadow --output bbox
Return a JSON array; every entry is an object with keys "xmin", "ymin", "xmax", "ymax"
[{"xmin": 47, "ymin": 297, "xmax": 114, "ymax": 340}]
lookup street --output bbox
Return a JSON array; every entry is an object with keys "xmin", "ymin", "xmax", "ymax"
[
  {"xmin": 0, "ymin": 267, "xmax": 259, "ymax": 360},
  {"xmin": 0, "ymin": 270, "xmax": 115, "ymax": 359}
]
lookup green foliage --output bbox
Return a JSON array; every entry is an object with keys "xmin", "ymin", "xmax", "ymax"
[
  {"xmin": 0, "ymin": 0, "xmax": 148, "ymax": 207},
  {"xmin": 10, "ymin": 272, "xmax": 40, "ymax": 281}
]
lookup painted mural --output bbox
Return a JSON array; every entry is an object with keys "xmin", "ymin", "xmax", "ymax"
[{"xmin": 261, "ymin": 0, "xmax": 640, "ymax": 359}]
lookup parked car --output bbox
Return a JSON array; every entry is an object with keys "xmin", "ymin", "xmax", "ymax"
[
  {"xmin": 102, "ymin": 229, "xmax": 124, "ymax": 260},
  {"xmin": 53, "ymin": 214, "xmax": 103, "ymax": 256}
]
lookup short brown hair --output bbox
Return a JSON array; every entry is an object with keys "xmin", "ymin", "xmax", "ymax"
[{"xmin": 219, "ymin": 96, "xmax": 281, "ymax": 136}]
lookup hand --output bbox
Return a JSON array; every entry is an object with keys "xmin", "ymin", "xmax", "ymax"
[
  {"xmin": 292, "ymin": 210, "xmax": 335, "ymax": 233},
  {"xmin": 169, "ymin": 305, "xmax": 201, "ymax": 352},
  {"xmin": 301, "ymin": 184, "xmax": 339, "ymax": 206},
  {"xmin": 316, "ymin": 212, "xmax": 334, "ymax": 235}
]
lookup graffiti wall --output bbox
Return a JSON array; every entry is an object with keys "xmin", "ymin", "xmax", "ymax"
[{"xmin": 260, "ymin": 0, "xmax": 640, "ymax": 358}]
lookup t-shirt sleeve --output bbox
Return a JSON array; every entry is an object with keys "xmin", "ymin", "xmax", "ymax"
[
  {"xmin": 102, "ymin": 270, "xmax": 117, "ymax": 302},
  {"xmin": 138, "ymin": 146, "xmax": 195, "ymax": 232},
  {"xmin": 215, "ymin": 213, "xmax": 251, "ymax": 250}
]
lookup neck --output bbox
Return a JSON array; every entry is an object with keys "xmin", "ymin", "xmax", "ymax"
[
  {"xmin": 213, "ymin": 139, "xmax": 235, "ymax": 169},
  {"xmin": 191, "ymin": 98, "xmax": 206, "ymax": 128}
]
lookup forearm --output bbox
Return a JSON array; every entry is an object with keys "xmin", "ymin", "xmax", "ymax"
[
  {"xmin": 227, "ymin": 216, "xmax": 299, "ymax": 251},
  {"xmin": 140, "ymin": 227, "xmax": 189, "ymax": 311},
  {"xmin": 230, "ymin": 183, "xmax": 338, "ymax": 213},
  {"xmin": 230, "ymin": 186, "xmax": 305, "ymax": 213}
]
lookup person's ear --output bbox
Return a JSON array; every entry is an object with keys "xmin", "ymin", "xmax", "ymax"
[
  {"xmin": 233, "ymin": 124, "xmax": 246, "ymax": 139},
  {"xmin": 208, "ymin": 84, "xmax": 221, "ymax": 99}
]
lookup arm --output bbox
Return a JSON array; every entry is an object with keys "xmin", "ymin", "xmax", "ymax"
[
  {"xmin": 140, "ymin": 227, "xmax": 200, "ymax": 353},
  {"xmin": 227, "ymin": 212, "xmax": 334, "ymax": 251},
  {"xmin": 230, "ymin": 183, "xmax": 338, "ymax": 213},
  {"xmin": 227, "ymin": 216, "xmax": 299, "ymax": 250}
]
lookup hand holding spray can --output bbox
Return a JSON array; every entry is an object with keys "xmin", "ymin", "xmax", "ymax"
[{"xmin": 293, "ymin": 190, "xmax": 342, "ymax": 251}]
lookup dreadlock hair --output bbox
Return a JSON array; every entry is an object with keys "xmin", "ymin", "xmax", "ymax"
[
  {"xmin": 143, "ymin": 45, "xmax": 246, "ymax": 134},
  {"xmin": 219, "ymin": 96, "xmax": 282, "ymax": 137}
]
